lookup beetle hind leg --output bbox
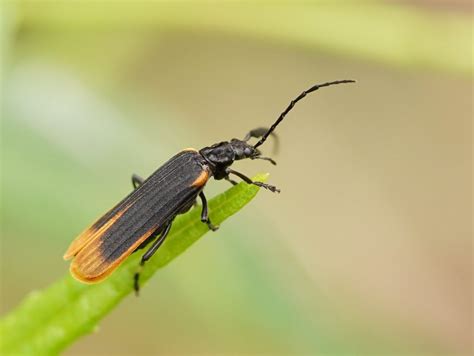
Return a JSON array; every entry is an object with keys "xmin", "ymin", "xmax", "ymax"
[{"xmin": 134, "ymin": 221, "xmax": 172, "ymax": 295}]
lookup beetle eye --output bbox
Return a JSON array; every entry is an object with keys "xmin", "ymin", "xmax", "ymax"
[{"xmin": 244, "ymin": 147, "xmax": 252, "ymax": 156}]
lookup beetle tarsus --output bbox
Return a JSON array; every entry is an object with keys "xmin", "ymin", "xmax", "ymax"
[
  {"xmin": 253, "ymin": 181, "xmax": 280, "ymax": 193},
  {"xmin": 134, "ymin": 261, "xmax": 144, "ymax": 295},
  {"xmin": 207, "ymin": 222, "xmax": 219, "ymax": 231},
  {"xmin": 134, "ymin": 272, "xmax": 141, "ymax": 296},
  {"xmin": 225, "ymin": 168, "xmax": 280, "ymax": 193}
]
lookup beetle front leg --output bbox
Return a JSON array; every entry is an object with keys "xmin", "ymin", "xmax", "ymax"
[
  {"xmin": 226, "ymin": 168, "xmax": 280, "ymax": 193},
  {"xmin": 251, "ymin": 156, "xmax": 277, "ymax": 165},
  {"xmin": 199, "ymin": 191, "xmax": 219, "ymax": 231},
  {"xmin": 131, "ymin": 174, "xmax": 144, "ymax": 189}
]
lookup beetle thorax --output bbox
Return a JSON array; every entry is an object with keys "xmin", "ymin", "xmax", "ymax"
[
  {"xmin": 199, "ymin": 141, "xmax": 234, "ymax": 167},
  {"xmin": 199, "ymin": 139, "xmax": 260, "ymax": 178}
]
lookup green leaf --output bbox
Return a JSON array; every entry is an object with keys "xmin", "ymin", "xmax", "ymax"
[{"xmin": 0, "ymin": 174, "xmax": 268, "ymax": 355}]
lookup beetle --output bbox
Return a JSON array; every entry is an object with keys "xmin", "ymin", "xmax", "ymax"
[{"xmin": 64, "ymin": 79, "xmax": 355, "ymax": 293}]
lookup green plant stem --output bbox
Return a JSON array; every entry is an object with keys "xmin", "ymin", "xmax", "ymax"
[{"xmin": 0, "ymin": 174, "xmax": 268, "ymax": 355}]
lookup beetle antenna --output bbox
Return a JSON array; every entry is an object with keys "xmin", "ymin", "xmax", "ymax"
[{"xmin": 253, "ymin": 79, "xmax": 356, "ymax": 149}]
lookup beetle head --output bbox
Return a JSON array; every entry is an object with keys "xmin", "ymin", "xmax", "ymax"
[{"xmin": 229, "ymin": 139, "xmax": 261, "ymax": 161}]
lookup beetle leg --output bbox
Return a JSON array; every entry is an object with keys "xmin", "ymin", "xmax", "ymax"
[
  {"xmin": 225, "ymin": 176, "xmax": 239, "ymax": 186},
  {"xmin": 243, "ymin": 127, "xmax": 270, "ymax": 141},
  {"xmin": 131, "ymin": 174, "xmax": 144, "ymax": 189},
  {"xmin": 226, "ymin": 168, "xmax": 280, "ymax": 193},
  {"xmin": 199, "ymin": 191, "xmax": 219, "ymax": 231},
  {"xmin": 134, "ymin": 221, "xmax": 172, "ymax": 295},
  {"xmin": 251, "ymin": 156, "xmax": 277, "ymax": 165}
]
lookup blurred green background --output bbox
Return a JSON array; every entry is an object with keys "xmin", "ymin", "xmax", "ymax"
[{"xmin": 1, "ymin": 1, "xmax": 472, "ymax": 355}]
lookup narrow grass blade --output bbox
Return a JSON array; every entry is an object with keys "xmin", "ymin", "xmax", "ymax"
[{"xmin": 0, "ymin": 174, "xmax": 268, "ymax": 355}]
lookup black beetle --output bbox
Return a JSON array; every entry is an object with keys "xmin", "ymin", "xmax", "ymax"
[{"xmin": 63, "ymin": 79, "xmax": 355, "ymax": 292}]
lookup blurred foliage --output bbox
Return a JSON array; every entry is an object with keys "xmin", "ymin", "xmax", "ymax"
[
  {"xmin": 10, "ymin": 1, "xmax": 474, "ymax": 77},
  {"xmin": 1, "ymin": 0, "xmax": 472, "ymax": 355},
  {"xmin": 0, "ymin": 175, "xmax": 267, "ymax": 354}
]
